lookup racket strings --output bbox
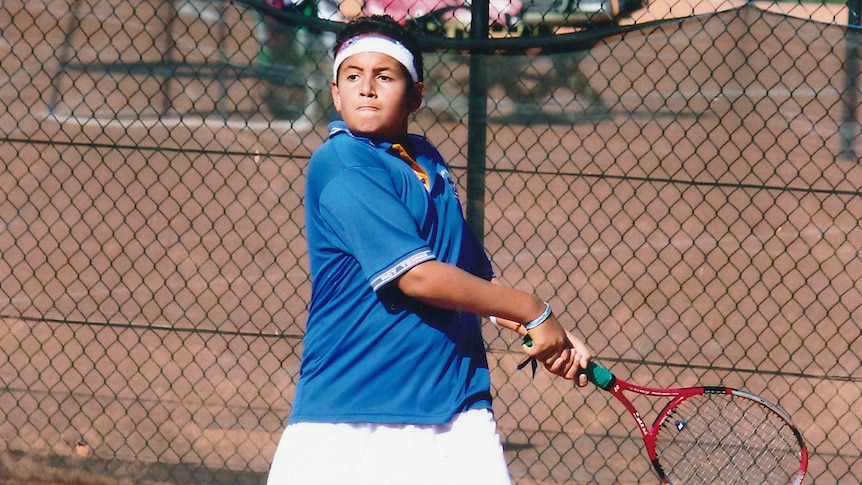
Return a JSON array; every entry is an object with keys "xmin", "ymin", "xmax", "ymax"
[{"xmin": 655, "ymin": 393, "xmax": 803, "ymax": 485}]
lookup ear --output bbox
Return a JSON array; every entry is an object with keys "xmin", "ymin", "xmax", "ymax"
[
  {"xmin": 331, "ymin": 81, "xmax": 342, "ymax": 112},
  {"xmin": 406, "ymin": 82, "xmax": 424, "ymax": 113}
]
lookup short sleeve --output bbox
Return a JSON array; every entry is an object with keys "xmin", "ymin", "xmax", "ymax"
[{"xmin": 318, "ymin": 166, "xmax": 435, "ymax": 290}]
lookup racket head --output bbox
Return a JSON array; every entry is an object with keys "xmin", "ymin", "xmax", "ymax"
[
  {"xmin": 581, "ymin": 362, "xmax": 807, "ymax": 485},
  {"xmin": 652, "ymin": 387, "xmax": 808, "ymax": 485}
]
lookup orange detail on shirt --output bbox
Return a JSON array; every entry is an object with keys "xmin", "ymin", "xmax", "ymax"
[{"xmin": 389, "ymin": 143, "xmax": 429, "ymax": 189}]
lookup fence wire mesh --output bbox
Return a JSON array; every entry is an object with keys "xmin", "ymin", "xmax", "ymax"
[{"xmin": 1, "ymin": 0, "xmax": 860, "ymax": 483}]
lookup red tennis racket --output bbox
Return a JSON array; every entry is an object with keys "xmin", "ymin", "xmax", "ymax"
[
  {"xmin": 520, "ymin": 352, "xmax": 808, "ymax": 484},
  {"xmin": 580, "ymin": 360, "xmax": 808, "ymax": 484}
]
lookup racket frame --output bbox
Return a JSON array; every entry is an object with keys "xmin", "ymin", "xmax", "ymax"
[
  {"xmin": 584, "ymin": 362, "xmax": 808, "ymax": 485},
  {"xmin": 517, "ymin": 339, "xmax": 807, "ymax": 483}
]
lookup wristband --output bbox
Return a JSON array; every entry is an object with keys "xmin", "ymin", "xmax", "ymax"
[
  {"xmin": 524, "ymin": 301, "xmax": 552, "ymax": 330},
  {"xmin": 489, "ymin": 315, "xmax": 499, "ymax": 326}
]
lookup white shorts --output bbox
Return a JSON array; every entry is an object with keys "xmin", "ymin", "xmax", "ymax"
[{"xmin": 267, "ymin": 409, "xmax": 512, "ymax": 485}]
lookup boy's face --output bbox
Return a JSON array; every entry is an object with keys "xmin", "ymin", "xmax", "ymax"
[{"xmin": 332, "ymin": 51, "xmax": 423, "ymax": 142}]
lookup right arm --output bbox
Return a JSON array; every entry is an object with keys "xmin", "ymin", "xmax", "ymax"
[{"xmin": 396, "ymin": 260, "xmax": 591, "ymax": 381}]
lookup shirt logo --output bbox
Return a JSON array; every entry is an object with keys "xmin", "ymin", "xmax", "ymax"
[{"xmin": 440, "ymin": 168, "xmax": 460, "ymax": 201}]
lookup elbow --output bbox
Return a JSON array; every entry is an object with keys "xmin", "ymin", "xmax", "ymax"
[
  {"xmin": 396, "ymin": 261, "xmax": 434, "ymax": 299},
  {"xmin": 396, "ymin": 270, "xmax": 425, "ymax": 299}
]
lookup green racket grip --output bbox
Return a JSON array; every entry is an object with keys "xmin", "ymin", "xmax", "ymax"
[
  {"xmin": 582, "ymin": 360, "xmax": 615, "ymax": 390},
  {"xmin": 523, "ymin": 335, "xmax": 614, "ymax": 390}
]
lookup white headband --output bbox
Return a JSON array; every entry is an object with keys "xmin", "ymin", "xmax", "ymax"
[{"xmin": 333, "ymin": 34, "xmax": 419, "ymax": 83}]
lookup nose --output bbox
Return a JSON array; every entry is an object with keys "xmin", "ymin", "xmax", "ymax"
[{"xmin": 359, "ymin": 77, "xmax": 375, "ymax": 97}]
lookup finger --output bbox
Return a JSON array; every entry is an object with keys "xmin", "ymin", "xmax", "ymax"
[
  {"xmin": 576, "ymin": 345, "xmax": 591, "ymax": 368},
  {"xmin": 563, "ymin": 357, "xmax": 581, "ymax": 379},
  {"xmin": 552, "ymin": 351, "xmax": 581, "ymax": 379},
  {"xmin": 546, "ymin": 347, "xmax": 571, "ymax": 370},
  {"xmin": 577, "ymin": 372, "xmax": 588, "ymax": 387},
  {"xmin": 558, "ymin": 355, "xmax": 576, "ymax": 378},
  {"xmin": 566, "ymin": 332, "xmax": 592, "ymax": 369},
  {"xmin": 545, "ymin": 352, "xmax": 567, "ymax": 374}
]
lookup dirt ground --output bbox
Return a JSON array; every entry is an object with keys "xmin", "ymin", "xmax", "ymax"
[{"xmin": 1, "ymin": 0, "xmax": 860, "ymax": 483}]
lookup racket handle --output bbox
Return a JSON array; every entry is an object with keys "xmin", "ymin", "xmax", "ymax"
[
  {"xmin": 522, "ymin": 335, "xmax": 615, "ymax": 390},
  {"xmin": 582, "ymin": 360, "xmax": 615, "ymax": 391}
]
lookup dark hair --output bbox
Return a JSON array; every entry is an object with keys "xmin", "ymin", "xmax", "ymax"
[{"xmin": 333, "ymin": 15, "xmax": 424, "ymax": 83}]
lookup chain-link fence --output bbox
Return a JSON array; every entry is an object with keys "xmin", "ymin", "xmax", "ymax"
[{"xmin": 1, "ymin": 0, "xmax": 860, "ymax": 483}]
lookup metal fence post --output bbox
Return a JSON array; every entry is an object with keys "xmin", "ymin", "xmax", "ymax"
[
  {"xmin": 842, "ymin": 0, "xmax": 861, "ymax": 159},
  {"xmin": 466, "ymin": 0, "xmax": 491, "ymax": 242}
]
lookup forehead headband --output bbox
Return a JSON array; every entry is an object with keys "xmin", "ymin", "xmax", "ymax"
[{"xmin": 333, "ymin": 34, "xmax": 419, "ymax": 83}]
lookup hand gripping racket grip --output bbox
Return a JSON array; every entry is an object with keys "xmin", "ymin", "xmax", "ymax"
[
  {"xmin": 581, "ymin": 360, "xmax": 615, "ymax": 391},
  {"xmin": 522, "ymin": 335, "xmax": 614, "ymax": 389}
]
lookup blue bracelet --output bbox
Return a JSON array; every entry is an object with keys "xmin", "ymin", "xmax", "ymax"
[{"xmin": 524, "ymin": 302, "xmax": 552, "ymax": 330}]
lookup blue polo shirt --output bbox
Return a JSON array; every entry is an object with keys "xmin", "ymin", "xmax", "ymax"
[{"xmin": 290, "ymin": 121, "xmax": 495, "ymax": 425}]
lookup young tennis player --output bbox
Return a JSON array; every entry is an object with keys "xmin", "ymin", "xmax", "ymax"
[{"xmin": 266, "ymin": 15, "xmax": 592, "ymax": 484}]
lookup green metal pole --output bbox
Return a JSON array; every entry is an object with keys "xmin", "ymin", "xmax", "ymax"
[
  {"xmin": 841, "ymin": 0, "xmax": 861, "ymax": 158},
  {"xmin": 466, "ymin": 0, "xmax": 490, "ymax": 243}
]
